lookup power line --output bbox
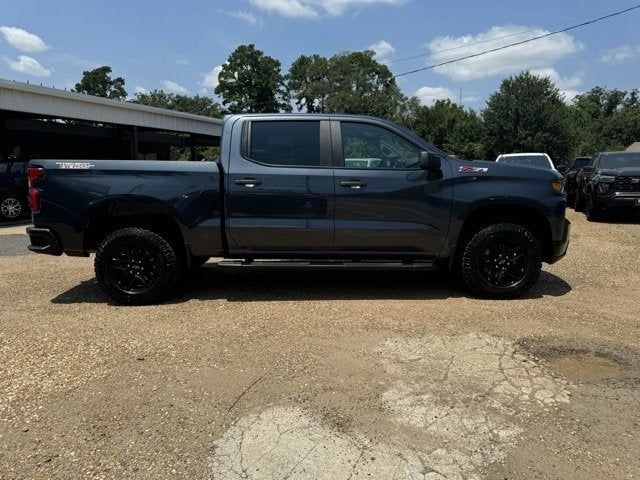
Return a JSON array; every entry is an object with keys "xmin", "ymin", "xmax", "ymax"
[
  {"xmin": 390, "ymin": 4, "xmax": 640, "ymax": 64},
  {"xmin": 393, "ymin": 4, "xmax": 640, "ymax": 78}
]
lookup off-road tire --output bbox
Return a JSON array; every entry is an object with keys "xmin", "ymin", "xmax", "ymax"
[
  {"xmin": 574, "ymin": 190, "xmax": 585, "ymax": 212},
  {"xmin": 460, "ymin": 223, "xmax": 542, "ymax": 299},
  {"xmin": 95, "ymin": 227, "xmax": 180, "ymax": 305},
  {"xmin": 585, "ymin": 193, "xmax": 604, "ymax": 222}
]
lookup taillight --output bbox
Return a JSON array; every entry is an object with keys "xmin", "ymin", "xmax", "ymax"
[{"xmin": 27, "ymin": 166, "xmax": 45, "ymax": 213}]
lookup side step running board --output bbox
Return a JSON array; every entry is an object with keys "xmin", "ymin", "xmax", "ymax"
[{"xmin": 216, "ymin": 259, "xmax": 437, "ymax": 271}]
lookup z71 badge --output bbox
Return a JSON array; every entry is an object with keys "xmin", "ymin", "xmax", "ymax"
[
  {"xmin": 55, "ymin": 162, "xmax": 95, "ymax": 169},
  {"xmin": 459, "ymin": 165, "xmax": 489, "ymax": 174}
]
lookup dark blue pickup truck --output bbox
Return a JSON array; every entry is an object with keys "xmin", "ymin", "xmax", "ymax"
[{"xmin": 26, "ymin": 114, "xmax": 570, "ymax": 304}]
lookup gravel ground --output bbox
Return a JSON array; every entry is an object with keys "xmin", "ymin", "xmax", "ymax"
[{"xmin": 0, "ymin": 209, "xmax": 638, "ymax": 479}]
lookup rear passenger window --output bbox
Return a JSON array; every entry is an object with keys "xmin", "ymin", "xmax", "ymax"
[{"xmin": 249, "ymin": 121, "xmax": 321, "ymax": 167}]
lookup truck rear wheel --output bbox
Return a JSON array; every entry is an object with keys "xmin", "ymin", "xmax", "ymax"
[
  {"xmin": 460, "ymin": 223, "xmax": 542, "ymax": 299},
  {"xmin": 94, "ymin": 227, "xmax": 180, "ymax": 305}
]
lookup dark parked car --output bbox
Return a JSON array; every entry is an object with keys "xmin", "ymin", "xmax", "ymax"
[
  {"xmin": 26, "ymin": 114, "xmax": 570, "ymax": 304},
  {"xmin": 562, "ymin": 156, "xmax": 592, "ymax": 206},
  {"xmin": 0, "ymin": 159, "xmax": 29, "ymax": 221},
  {"xmin": 575, "ymin": 151, "xmax": 640, "ymax": 220}
]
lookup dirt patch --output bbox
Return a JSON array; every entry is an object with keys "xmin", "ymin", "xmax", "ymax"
[
  {"xmin": 2, "ymin": 210, "xmax": 640, "ymax": 479},
  {"xmin": 518, "ymin": 337, "xmax": 640, "ymax": 383},
  {"xmin": 549, "ymin": 353, "xmax": 640, "ymax": 383}
]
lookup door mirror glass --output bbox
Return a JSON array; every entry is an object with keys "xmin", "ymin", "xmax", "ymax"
[
  {"xmin": 419, "ymin": 151, "xmax": 441, "ymax": 172},
  {"xmin": 556, "ymin": 164, "xmax": 567, "ymax": 174}
]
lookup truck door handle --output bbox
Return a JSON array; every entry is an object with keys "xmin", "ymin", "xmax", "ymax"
[
  {"xmin": 340, "ymin": 180, "xmax": 367, "ymax": 189},
  {"xmin": 234, "ymin": 178, "xmax": 262, "ymax": 187}
]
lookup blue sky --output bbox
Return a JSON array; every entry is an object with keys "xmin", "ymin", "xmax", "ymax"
[{"xmin": 1, "ymin": 0, "xmax": 639, "ymax": 110}]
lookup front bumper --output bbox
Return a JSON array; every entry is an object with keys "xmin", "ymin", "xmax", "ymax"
[
  {"xmin": 26, "ymin": 226, "xmax": 62, "ymax": 256},
  {"xmin": 597, "ymin": 191, "xmax": 640, "ymax": 208},
  {"xmin": 550, "ymin": 218, "xmax": 570, "ymax": 264}
]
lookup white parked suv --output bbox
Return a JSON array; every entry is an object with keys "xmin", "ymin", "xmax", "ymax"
[{"xmin": 495, "ymin": 153, "xmax": 556, "ymax": 171}]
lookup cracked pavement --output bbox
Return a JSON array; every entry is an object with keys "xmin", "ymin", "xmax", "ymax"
[{"xmin": 209, "ymin": 334, "xmax": 573, "ymax": 479}]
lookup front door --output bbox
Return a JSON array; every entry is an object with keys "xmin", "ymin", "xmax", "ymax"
[
  {"xmin": 332, "ymin": 120, "xmax": 452, "ymax": 255},
  {"xmin": 226, "ymin": 119, "xmax": 334, "ymax": 253}
]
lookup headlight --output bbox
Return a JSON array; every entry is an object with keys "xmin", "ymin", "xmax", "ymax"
[{"xmin": 597, "ymin": 175, "xmax": 615, "ymax": 193}]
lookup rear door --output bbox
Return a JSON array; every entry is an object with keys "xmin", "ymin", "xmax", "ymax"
[
  {"xmin": 332, "ymin": 120, "xmax": 452, "ymax": 255},
  {"xmin": 226, "ymin": 118, "xmax": 334, "ymax": 253}
]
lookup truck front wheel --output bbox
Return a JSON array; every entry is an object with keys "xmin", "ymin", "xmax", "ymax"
[
  {"xmin": 94, "ymin": 227, "xmax": 180, "ymax": 305},
  {"xmin": 460, "ymin": 223, "xmax": 542, "ymax": 299}
]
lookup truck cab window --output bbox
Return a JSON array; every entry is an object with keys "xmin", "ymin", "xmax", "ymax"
[
  {"xmin": 341, "ymin": 122, "xmax": 419, "ymax": 169},
  {"xmin": 249, "ymin": 121, "xmax": 320, "ymax": 167}
]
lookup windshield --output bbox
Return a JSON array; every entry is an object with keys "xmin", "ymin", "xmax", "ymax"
[
  {"xmin": 571, "ymin": 158, "xmax": 590, "ymax": 170},
  {"xmin": 497, "ymin": 155, "xmax": 550, "ymax": 169},
  {"xmin": 599, "ymin": 153, "xmax": 640, "ymax": 169}
]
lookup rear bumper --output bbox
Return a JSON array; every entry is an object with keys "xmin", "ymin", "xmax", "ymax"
[
  {"xmin": 550, "ymin": 218, "xmax": 570, "ymax": 264},
  {"xmin": 26, "ymin": 226, "xmax": 62, "ymax": 256}
]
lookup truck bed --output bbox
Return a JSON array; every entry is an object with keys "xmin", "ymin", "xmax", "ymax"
[{"xmin": 29, "ymin": 159, "xmax": 224, "ymax": 257}]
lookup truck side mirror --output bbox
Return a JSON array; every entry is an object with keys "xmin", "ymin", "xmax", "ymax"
[
  {"xmin": 556, "ymin": 165, "xmax": 567, "ymax": 174},
  {"xmin": 419, "ymin": 151, "xmax": 441, "ymax": 172},
  {"xmin": 581, "ymin": 166, "xmax": 594, "ymax": 173}
]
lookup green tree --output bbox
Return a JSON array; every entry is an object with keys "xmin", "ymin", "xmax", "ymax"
[
  {"xmin": 483, "ymin": 71, "xmax": 573, "ymax": 162},
  {"xmin": 215, "ymin": 44, "xmax": 290, "ymax": 113},
  {"xmin": 570, "ymin": 87, "xmax": 640, "ymax": 154},
  {"xmin": 287, "ymin": 54, "xmax": 330, "ymax": 113},
  {"xmin": 324, "ymin": 50, "xmax": 407, "ymax": 120},
  {"xmin": 132, "ymin": 89, "xmax": 222, "ymax": 118},
  {"xmin": 410, "ymin": 99, "xmax": 485, "ymax": 159},
  {"xmin": 73, "ymin": 66, "xmax": 127, "ymax": 100}
]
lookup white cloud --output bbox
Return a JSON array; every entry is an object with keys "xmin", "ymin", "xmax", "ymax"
[
  {"xmin": 172, "ymin": 55, "xmax": 190, "ymax": 66},
  {"xmin": 368, "ymin": 40, "xmax": 395, "ymax": 63},
  {"xmin": 531, "ymin": 68, "xmax": 584, "ymax": 103},
  {"xmin": 0, "ymin": 26, "xmax": 49, "ymax": 53},
  {"xmin": 201, "ymin": 65, "xmax": 224, "ymax": 92},
  {"xmin": 250, "ymin": 0, "xmax": 318, "ymax": 18},
  {"xmin": 5, "ymin": 55, "xmax": 51, "ymax": 76},
  {"xmin": 599, "ymin": 45, "xmax": 639, "ymax": 65},
  {"xmin": 162, "ymin": 80, "xmax": 189, "ymax": 94},
  {"xmin": 426, "ymin": 25, "xmax": 581, "ymax": 81},
  {"xmin": 414, "ymin": 86, "xmax": 456, "ymax": 105},
  {"xmin": 248, "ymin": 0, "xmax": 406, "ymax": 18},
  {"xmin": 229, "ymin": 10, "xmax": 262, "ymax": 25},
  {"xmin": 134, "ymin": 86, "xmax": 148, "ymax": 95}
]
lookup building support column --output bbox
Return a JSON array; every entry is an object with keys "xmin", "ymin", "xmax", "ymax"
[
  {"xmin": 189, "ymin": 134, "xmax": 196, "ymax": 161},
  {"xmin": 0, "ymin": 111, "xmax": 8, "ymax": 162},
  {"xmin": 130, "ymin": 126, "xmax": 139, "ymax": 159}
]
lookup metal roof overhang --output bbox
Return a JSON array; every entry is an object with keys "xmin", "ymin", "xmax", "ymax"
[{"xmin": 0, "ymin": 79, "xmax": 222, "ymax": 137}]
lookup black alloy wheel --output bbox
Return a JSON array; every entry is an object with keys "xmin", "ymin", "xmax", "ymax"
[
  {"xmin": 106, "ymin": 243, "xmax": 161, "ymax": 294},
  {"xmin": 479, "ymin": 238, "xmax": 529, "ymax": 288}
]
